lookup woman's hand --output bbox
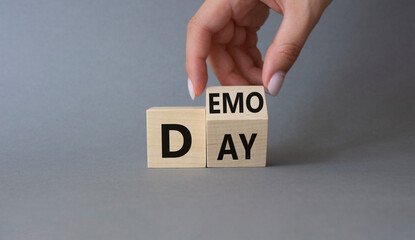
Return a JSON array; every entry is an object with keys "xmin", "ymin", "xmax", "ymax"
[{"xmin": 186, "ymin": 0, "xmax": 331, "ymax": 99}]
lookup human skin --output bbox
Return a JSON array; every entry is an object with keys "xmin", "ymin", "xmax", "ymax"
[{"xmin": 186, "ymin": 0, "xmax": 332, "ymax": 99}]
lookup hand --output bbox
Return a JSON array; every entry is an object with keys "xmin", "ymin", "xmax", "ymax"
[{"xmin": 186, "ymin": 0, "xmax": 332, "ymax": 99}]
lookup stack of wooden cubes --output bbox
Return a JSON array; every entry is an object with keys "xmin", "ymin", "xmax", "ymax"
[{"xmin": 146, "ymin": 86, "xmax": 268, "ymax": 168}]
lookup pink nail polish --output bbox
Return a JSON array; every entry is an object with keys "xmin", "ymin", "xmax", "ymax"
[
  {"xmin": 264, "ymin": 86, "xmax": 270, "ymax": 95},
  {"xmin": 267, "ymin": 72, "xmax": 285, "ymax": 96},
  {"xmin": 188, "ymin": 78, "xmax": 195, "ymax": 100}
]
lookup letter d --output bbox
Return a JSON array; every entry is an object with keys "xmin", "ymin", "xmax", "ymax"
[{"xmin": 161, "ymin": 124, "xmax": 192, "ymax": 158}]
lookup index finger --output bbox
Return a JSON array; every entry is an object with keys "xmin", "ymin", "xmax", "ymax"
[{"xmin": 186, "ymin": 0, "xmax": 232, "ymax": 98}]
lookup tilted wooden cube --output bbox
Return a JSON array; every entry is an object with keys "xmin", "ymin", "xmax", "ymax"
[
  {"xmin": 146, "ymin": 107, "xmax": 206, "ymax": 168},
  {"xmin": 206, "ymin": 86, "xmax": 268, "ymax": 167}
]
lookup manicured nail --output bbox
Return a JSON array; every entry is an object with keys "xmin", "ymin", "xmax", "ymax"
[
  {"xmin": 267, "ymin": 71, "xmax": 285, "ymax": 96},
  {"xmin": 187, "ymin": 77, "xmax": 195, "ymax": 100},
  {"xmin": 264, "ymin": 87, "xmax": 270, "ymax": 95}
]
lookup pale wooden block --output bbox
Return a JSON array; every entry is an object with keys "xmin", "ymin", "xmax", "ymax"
[
  {"xmin": 206, "ymin": 86, "xmax": 268, "ymax": 167},
  {"xmin": 146, "ymin": 107, "xmax": 206, "ymax": 168}
]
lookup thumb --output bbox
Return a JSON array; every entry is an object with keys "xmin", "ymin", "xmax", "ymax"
[{"xmin": 262, "ymin": 10, "xmax": 322, "ymax": 96}]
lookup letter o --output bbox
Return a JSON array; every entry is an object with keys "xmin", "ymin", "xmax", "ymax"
[{"xmin": 246, "ymin": 92, "xmax": 263, "ymax": 113}]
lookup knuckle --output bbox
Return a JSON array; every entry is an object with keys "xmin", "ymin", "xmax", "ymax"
[{"xmin": 276, "ymin": 43, "xmax": 302, "ymax": 62}]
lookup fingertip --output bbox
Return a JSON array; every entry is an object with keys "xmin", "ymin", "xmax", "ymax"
[
  {"xmin": 267, "ymin": 71, "xmax": 285, "ymax": 96},
  {"xmin": 187, "ymin": 77, "xmax": 195, "ymax": 100},
  {"xmin": 193, "ymin": 79, "xmax": 207, "ymax": 98},
  {"xmin": 186, "ymin": 58, "xmax": 208, "ymax": 98},
  {"xmin": 191, "ymin": 69, "xmax": 208, "ymax": 98},
  {"xmin": 187, "ymin": 74, "xmax": 206, "ymax": 99}
]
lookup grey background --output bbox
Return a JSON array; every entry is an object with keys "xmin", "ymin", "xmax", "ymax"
[{"xmin": 1, "ymin": 0, "xmax": 414, "ymax": 239}]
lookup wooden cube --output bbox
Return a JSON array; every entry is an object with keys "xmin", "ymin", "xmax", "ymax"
[
  {"xmin": 146, "ymin": 107, "xmax": 206, "ymax": 168},
  {"xmin": 206, "ymin": 86, "xmax": 268, "ymax": 167}
]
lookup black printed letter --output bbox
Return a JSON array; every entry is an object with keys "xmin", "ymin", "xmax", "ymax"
[
  {"xmin": 218, "ymin": 134, "xmax": 238, "ymax": 160},
  {"xmin": 209, "ymin": 93, "xmax": 220, "ymax": 114},
  {"xmin": 239, "ymin": 133, "xmax": 257, "ymax": 159},
  {"xmin": 246, "ymin": 92, "xmax": 263, "ymax": 113},
  {"xmin": 161, "ymin": 124, "xmax": 192, "ymax": 158},
  {"xmin": 223, "ymin": 92, "xmax": 244, "ymax": 113}
]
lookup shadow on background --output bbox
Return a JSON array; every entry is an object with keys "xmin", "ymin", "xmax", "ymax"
[
  {"xmin": 267, "ymin": 82, "xmax": 414, "ymax": 167},
  {"xmin": 266, "ymin": 68, "xmax": 415, "ymax": 166}
]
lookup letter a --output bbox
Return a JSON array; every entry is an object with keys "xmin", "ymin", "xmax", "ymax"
[{"xmin": 218, "ymin": 134, "xmax": 238, "ymax": 160}]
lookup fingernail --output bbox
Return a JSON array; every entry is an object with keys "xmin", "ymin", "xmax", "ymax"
[
  {"xmin": 187, "ymin": 77, "xmax": 195, "ymax": 100},
  {"xmin": 267, "ymin": 71, "xmax": 285, "ymax": 96},
  {"xmin": 264, "ymin": 87, "xmax": 270, "ymax": 95}
]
